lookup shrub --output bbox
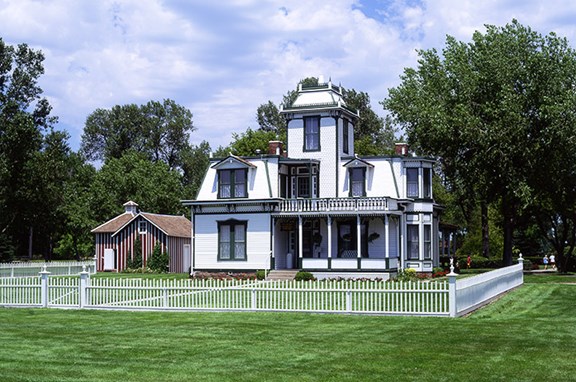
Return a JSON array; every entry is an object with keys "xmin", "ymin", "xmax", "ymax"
[
  {"xmin": 395, "ymin": 268, "xmax": 418, "ymax": 282},
  {"xmin": 147, "ymin": 242, "xmax": 169, "ymax": 273},
  {"xmin": 125, "ymin": 236, "xmax": 143, "ymax": 271},
  {"xmin": 295, "ymin": 271, "xmax": 316, "ymax": 281},
  {"xmin": 256, "ymin": 270, "xmax": 266, "ymax": 280}
]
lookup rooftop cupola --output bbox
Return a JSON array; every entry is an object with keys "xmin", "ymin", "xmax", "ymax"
[
  {"xmin": 123, "ymin": 201, "xmax": 139, "ymax": 215},
  {"xmin": 281, "ymin": 77, "xmax": 359, "ymax": 120}
]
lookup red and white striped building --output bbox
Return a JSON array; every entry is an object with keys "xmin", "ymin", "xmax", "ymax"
[{"xmin": 92, "ymin": 201, "xmax": 192, "ymax": 273}]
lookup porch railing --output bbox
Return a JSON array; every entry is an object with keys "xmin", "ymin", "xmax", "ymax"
[{"xmin": 277, "ymin": 197, "xmax": 388, "ymax": 213}]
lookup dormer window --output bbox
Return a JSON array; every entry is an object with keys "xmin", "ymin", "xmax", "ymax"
[
  {"xmin": 343, "ymin": 157, "xmax": 373, "ymax": 197},
  {"xmin": 304, "ymin": 116, "xmax": 320, "ymax": 151},
  {"xmin": 218, "ymin": 169, "xmax": 247, "ymax": 198},
  {"xmin": 349, "ymin": 167, "xmax": 366, "ymax": 197}
]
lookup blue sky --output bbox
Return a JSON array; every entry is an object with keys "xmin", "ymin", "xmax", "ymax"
[{"xmin": 2, "ymin": 0, "xmax": 576, "ymax": 152}]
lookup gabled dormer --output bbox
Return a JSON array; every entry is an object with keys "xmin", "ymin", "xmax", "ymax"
[
  {"xmin": 343, "ymin": 156, "xmax": 374, "ymax": 197},
  {"xmin": 211, "ymin": 155, "xmax": 256, "ymax": 199}
]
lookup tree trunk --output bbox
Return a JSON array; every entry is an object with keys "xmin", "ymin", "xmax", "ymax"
[
  {"xmin": 28, "ymin": 226, "xmax": 33, "ymax": 260},
  {"xmin": 502, "ymin": 207, "xmax": 514, "ymax": 266},
  {"xmin": 481, "ymin": 201, "xmax": 490, "ymax": 258}
]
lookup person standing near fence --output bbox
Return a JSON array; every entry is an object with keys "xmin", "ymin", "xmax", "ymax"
[
  {"xmin": 543, "ymin": 254, "xmax": 549, "ymax": 270},
  {"xmin": 466, "ymin": 255, "xmax": 471, "ymax": 269},
  {"xmin": 549, "ymin": 254, "xmax": 556, "ymax": 270}
]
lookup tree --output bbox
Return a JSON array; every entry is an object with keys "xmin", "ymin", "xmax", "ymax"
[
  {"xmin": 343, "ymin": 90, "xmax": 396, "ymax": 156},
  {"xmin": 89, "ymin": 151, "xmax": 185, "ymax": 223},
  {"xmin": 81, "ymin": 99, "xmax": 195, "ymax": 169},
  {"xmin": 181, "ymin": 141, "xmax": 212, "ymax": 199},
  {"xmin": 55, "ymin": 152, "xmax": 97, "ymax": 260},
  {"xmin": 0, "ymin": 39, "xmax": 61, "ymax": 259},
  {"xmin": 225, "ymin": 128, "xmax": 285, "ymax": 157},
  {"xmin": 383, "ymin": 20, "xmax": 576, "ymax": 269}
]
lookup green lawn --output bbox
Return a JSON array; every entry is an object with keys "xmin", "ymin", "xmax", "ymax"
[{"xmin": 0, "ymin": 275, "xmax": 575, "ymax": 381}]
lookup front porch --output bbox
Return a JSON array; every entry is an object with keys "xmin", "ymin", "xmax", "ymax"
[{"xmin": 271, "ymin": 197, "xmax": 403, "ymax": 274}]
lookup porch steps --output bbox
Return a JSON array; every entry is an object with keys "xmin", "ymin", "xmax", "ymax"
[{"xmin": 266, "ymin": 270, "xmax": 299, "ymax": 281}]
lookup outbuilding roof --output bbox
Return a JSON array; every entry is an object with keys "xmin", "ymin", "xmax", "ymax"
[{"xmin": 92, "ymin": 211, "xmax": 191, "ymax": 238}]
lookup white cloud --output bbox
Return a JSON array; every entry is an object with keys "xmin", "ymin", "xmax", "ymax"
[{"xmin": 2, "ymin": 0, "xmax": 576, "ymax": 151}]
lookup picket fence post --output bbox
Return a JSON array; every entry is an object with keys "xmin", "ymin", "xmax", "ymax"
[
  {"xmin": 79, "ymin": 266, "xmax": 89, "ymax": 308},
  {"xmin": 39, "ymin": 266, "xmax": 50, "ymax": 308},
  {"xmin": 448, "ymin": 257, "xmax": 458, "ymax": 317}
]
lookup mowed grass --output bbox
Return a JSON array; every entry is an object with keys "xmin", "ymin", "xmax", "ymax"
[{"xmin": 0, "ymin": 275, "xmax": 575, "ymax": 381}]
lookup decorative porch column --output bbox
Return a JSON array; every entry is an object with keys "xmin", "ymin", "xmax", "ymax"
[
  {"xmin": 384, "ymin": 215, "xmax": 389, "ymax": 259},
  {"xmin": 327, "ymin": 216, "xmax": 332, "ymax": 269},
  {"xmin": 356, "ymin": 214, "xmax": 362, "ymax": 269},
  {"xmin": 399, "ymin": 214, "xmax": 405, "ymax": 270},
  {"xmin": 270, "ymin": 217, "xmax": 275, "ymax": 271},
  {"xmin": 298, "ymin": 215, "xmax": 303, "ymax": 269}
]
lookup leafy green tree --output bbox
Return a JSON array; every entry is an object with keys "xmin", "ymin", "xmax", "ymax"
[
  {"xmin": 0, "ymin": 39, "xmax": 62, "ymax": 259},
  {"xmin": 89, "ymin": 151, "xmax": 185, "ymax": 223},
  {"xmin": 81, "ymin": 99, "xmax": 195, "ymax": 169},
  {"xmin": 55, "ymin": 152, "xmax": 97, "ymax": 260},
  {"xmin": 343, "ymin": 90, "xmax": 396, "ymax": 156},
  {"xmin": 226, "ymin": 128, "xmax": 286, "ymax": 157},
  {"xmin": 383, "ymin": 20, "xmax": 576, "ymax": 268},
  {"xmin": 181, "ymin": 141, "xmax": 212, "ymax": 199}
]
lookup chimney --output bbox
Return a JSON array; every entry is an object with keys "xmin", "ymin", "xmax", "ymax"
[
  {"xmin": 395, "ymin": 143, "xmax": 409, "ymax": 156},
  {"xmin": 123, "ymin": 201, "xmax": 139, "ymax": 215},
  {"xmin": 268, "ymin": 141, "xmax": 284, "ymax": 156}
]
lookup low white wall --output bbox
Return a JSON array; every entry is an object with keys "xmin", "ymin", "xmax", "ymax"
[{"xmin": 454, "ymin": 262, "xmax": 523, "ymax": 316}]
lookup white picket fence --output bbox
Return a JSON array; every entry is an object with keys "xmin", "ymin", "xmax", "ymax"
[
  {"xmin": 0, "ymin": 259, "xmax": 97, "ymax": 278},
  {"xmin": 0, "ymin": 259, "xmax": 524, "ymax": 316}
]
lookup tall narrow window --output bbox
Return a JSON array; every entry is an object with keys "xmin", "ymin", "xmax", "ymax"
[
  {"xmin": 297, "ymin": 176, "xmax": 310, "ymax": 198},
  {"xmin": 406, "ymin": 168, "xmax": 419, "ymax": 198},
  {"xmin": 423, "ymin": 168, "xmax": 432, "ymax": 199},
  {"xmin": 349, "ymin": 168, "xmax": 366, "ymax": 197},
  {"xmin": 218, "ymin": 169, "xmax": 247, "ymax": 198},
  {"xmin": 407, "ymin": 225, "xmax": 419, "ymax": 260},
  {"xmin": 342, "ymin": 119, "xmax": 349, "ymax": 154},
  {"xmin": 424, "ymin": 225, "xmax": 431, "ymax": 259},
  {"xmin": 304, "ymin": 116, "xmax": 320, "ymax": 151},
  {"xmin": 218, "ymin": 220, "xmax": 246, "ymax": 261}
]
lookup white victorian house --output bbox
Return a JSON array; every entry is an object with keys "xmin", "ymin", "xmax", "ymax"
[{"xmin": 182, "ymin": 80, "xmax": 440, "ymax": 279}]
